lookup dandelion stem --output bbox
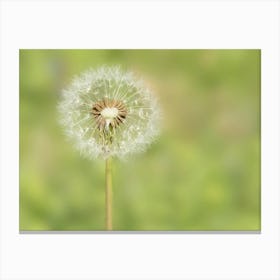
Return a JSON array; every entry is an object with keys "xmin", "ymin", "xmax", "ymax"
[{"xmin": 105, "ymin": 157, "xmax": 113, "ymax": 230}]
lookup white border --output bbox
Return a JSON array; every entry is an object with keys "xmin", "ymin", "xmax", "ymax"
[{"xmin": 1, "ymin": 0, "xmax": 279, "ymax": 279}]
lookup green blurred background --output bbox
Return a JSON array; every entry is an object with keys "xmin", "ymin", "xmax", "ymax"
[{"xmin": 20, "ymin": 50, "xmax": 260, "ymax": 231}]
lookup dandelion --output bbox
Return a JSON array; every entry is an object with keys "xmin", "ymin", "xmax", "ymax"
[{"xmin": 58, "ymin": 66, "xmax": 160, "ymax": 230}]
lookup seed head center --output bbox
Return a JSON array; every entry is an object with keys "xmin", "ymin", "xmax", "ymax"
[
  {"xmin": 92, "ymin": 99, "xmax": 127, "ymax": 130},
  {"xmin": 100, "ymin": 107, "xmax": 119, "ymax": 120}
]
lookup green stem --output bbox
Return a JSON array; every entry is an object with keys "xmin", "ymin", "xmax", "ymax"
[{"xmin": 105, "ymin": 157, "xmax": 113, "ymax": 230}]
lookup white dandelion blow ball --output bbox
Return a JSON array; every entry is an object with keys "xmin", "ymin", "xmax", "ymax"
[{"xmin": 58, "ymin": 66, "xmax": 161, "ymax": 159}]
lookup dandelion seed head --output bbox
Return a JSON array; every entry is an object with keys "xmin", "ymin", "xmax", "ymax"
[{"xmin": 58, "ymin": 65, "xmax": 161, "ymax": 159}]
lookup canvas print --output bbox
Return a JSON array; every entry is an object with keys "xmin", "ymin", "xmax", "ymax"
[{"xmin": 19, "ymin": 49, "xmax": 260, "ymax": 231}]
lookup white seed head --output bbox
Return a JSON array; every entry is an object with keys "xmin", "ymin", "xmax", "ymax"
[{"xmin": 58, "ymin": 65, "xmax": 161, "ymax": 159}]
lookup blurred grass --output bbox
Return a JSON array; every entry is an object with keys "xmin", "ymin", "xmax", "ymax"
[{"xmin": 19, "ymin": 49, "xmax": 260, "ymax": 231}]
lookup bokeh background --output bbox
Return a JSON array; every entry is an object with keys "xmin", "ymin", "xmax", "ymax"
[{"xmin": 20, "ymin": 50, "xmax": 260, "ymax": 231}]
